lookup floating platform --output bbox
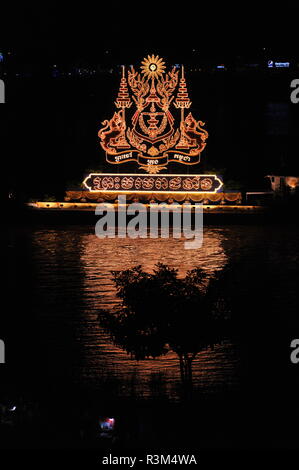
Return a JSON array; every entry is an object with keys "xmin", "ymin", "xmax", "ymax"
[
  {"xmin": 65, "ymin": 190, "xmax": 242, "ymax": 205},
  {"xmin": 19, "ymin": 201, "xmax": 280, "ymax": 226},
  {"xmin": 27, "ymin": 202, "xmax": 263, "ymax": 214}
]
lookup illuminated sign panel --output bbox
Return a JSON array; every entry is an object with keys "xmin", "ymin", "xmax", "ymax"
[
  {"xmin": 268, "ymin": 60, "xmax": 290, "ymax": 68},
  {"xmin": 81, "ymin": 55, "xmax": 226, "ymax": 197},
  {"xmin": 83, "ymin": 173, "xmax": 223, "ymax": 193},
  {"xmin": 98, "ymin": 55, "xmax": 208, "ymax": 174}
]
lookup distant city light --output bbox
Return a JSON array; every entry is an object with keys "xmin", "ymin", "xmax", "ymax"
[
  {"xmin": 0, "ymin": 53, "xmax": 3, "ymax": 62},
  {"xmin": 268, "ymin": 60, "xmax": 290, "ymax": 68},
  {"xmin": 246, "ymin": 64, "xmax": 259, "ymax": 68},
  {"xmin": 275, "ymin": 62, "xmax": 290, "ymax": 68},
  {"xmin": 99, "ymin": 417, "xmax": 115, "ymax": 431}
]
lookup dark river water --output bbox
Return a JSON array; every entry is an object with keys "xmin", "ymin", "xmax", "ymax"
[{"xmin": 6, "ymin": 223, "xmax": 299, "ymax": 402}]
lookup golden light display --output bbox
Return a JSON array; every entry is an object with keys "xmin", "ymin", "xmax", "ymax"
[
  {"xmin": 98, "ymin": 55, "xmax": 209, "ymax": 174},
  {"xmin": 83, "ymin": 173, "xmax": 223, "ymax": 193},
  {"xmin": 78, "ymin": 54, "xmax": 232, "ymax": 202},
  {"xmin": 140, "ymin": 55, "xmax": 166, "ymax": 79}
]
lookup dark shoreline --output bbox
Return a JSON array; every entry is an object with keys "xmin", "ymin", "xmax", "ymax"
[{"xmin": 1, "ymin": 387, "xmax": 297, "ymax": 450}]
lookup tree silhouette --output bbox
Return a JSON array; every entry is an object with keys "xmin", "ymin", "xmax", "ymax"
[{"xmin": 99, "ymin": 263, "xmax": 231, "ymax": 392}]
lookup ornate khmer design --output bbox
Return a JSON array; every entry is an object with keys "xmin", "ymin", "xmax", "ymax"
[
  {"xmin": 84, "ymin": 174, "xmax": 223, "ymax": 193},
  {"xmin": 98, "ymin": 55, "xmax": 209, "ymax": 173}
]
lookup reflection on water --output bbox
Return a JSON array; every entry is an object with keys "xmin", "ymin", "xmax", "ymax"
[
  {"xmin": 28, "ymin": 227, "xmax": 239, "ymax": 401},
  {"xmin": 11, "ymin": 223, "xmax": 299, "ymax": 401},
  {"xmin": 79, "ymin": 232, "xmax": 235, "ymax": 399},
  {"xmin": 7, "ymin": 221, "xmax": 299, "ymax": 406},
  {"xmin": 81, "ymin": 231, "xmax": 228, "ymax": 307}
]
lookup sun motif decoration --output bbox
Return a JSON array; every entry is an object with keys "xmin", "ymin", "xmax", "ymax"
[{"xmin": 140, "ymin": 55, "xmax": 166, "ymax": 79}]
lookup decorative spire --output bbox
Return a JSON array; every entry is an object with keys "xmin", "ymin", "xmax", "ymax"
[
  {"xmin": 174, "ymin": 66, "xmax": 191, "ymax": 109},
  {"xmin": 146, "ymin": 78, "xmax": 159, "ymax": 103},
  {"xmin": 115, "ymin": 66, "xmax": 132, "ymax": 109}
]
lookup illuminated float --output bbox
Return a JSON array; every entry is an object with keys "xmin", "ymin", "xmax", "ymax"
[{"xmin": 65, "ymin": 55, "xmax": 242, "ymax": 205}]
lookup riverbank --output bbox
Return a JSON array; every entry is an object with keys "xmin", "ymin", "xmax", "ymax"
[{"xmin": 1, "ymin": 388, "xmax": 297, "ymax": 450}]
